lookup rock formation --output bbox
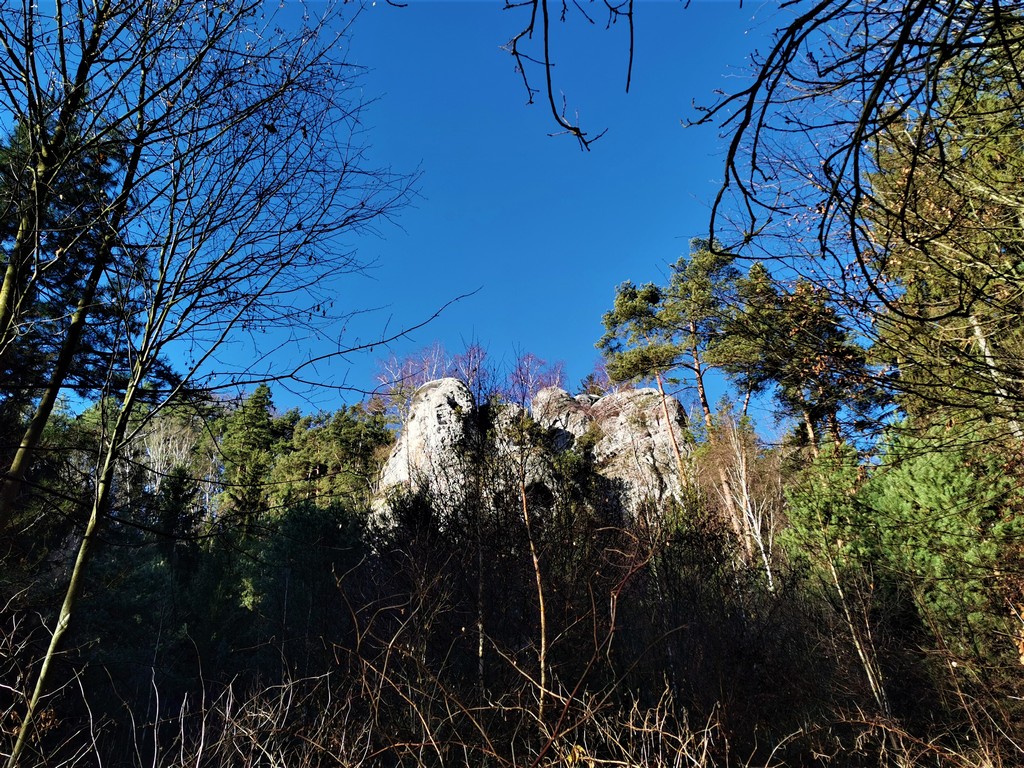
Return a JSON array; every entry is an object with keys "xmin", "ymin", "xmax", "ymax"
[
  {"xmin": 374, "ymin": 378, "xmax": 689, "ymax": 521},
  {"xmin": 375, "ymin": 377, "xmax": 478, "ymax": 511},
  {"xmin": 588, "ymin": 388, "xmax": 689, "ymax": 510}
]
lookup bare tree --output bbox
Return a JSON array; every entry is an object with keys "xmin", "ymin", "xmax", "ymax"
[
  {"xmin": 699, "ymin": 1, "xmax": 1024, "ymax": 436},
  {"xmin": 452, "ymin": 341, "xmax": 493, "ymax": 405},
  {"xmin": 700, "ymin": 2, "xmax": 1018, "ymax": 257},
  {"xmin": 0, "ymin": 2, "xmax": 413, "ymax": 763},
  {"xmin": 499, "ymin": 350, "xmax": 567, "ymax": 722},
  {"xmin": 505, "ymin": 350, "xmax": 565, "ymax": 409},
  {"xmin": 503, "ymin": 0, "xmax": 635, "ymax": 149},
  {"xmin": 0, "ymin": 1, "xmax": 412, "ymax": 531},
  {"xmin": 702, "ymin": 412, "xmax": 782, "ymax": 590},
  {"xmin": 374, "ymin": 342, "xmax": 455, "ymax": 426}
]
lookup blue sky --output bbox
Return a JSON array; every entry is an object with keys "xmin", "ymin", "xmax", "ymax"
[{"xmin": 284, "ymin": 1, "xmax": 778, "ymax": 412}]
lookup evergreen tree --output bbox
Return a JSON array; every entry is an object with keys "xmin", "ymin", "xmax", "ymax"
[
  {"xmin": 598, "ymin": 280, "xmax": 688, "ymax": 477},
  {"xmin": 866, "ymin": 57, "xmax": 1024, "ymax": 439},
  {"xmin": 216, "ymin": 384, "xmax": 288, "ymax": 527},
  {"xmin": 0, "ymin": 119, "xmax": 123, "ymax": 439},
  {"xmin": 716, "ymin": 264, "xmax": 880, "ymax": 453},
  {"xmin": 863, "ymin": 427, "xmax": 1023, "ymax": 670},
  {"xmin": 269, "ymin": 403, "xmax": 392, "ymax": 510},
  {"xmin": 664, "ymin": 239, "xmax": 740, "ymax": 425}
]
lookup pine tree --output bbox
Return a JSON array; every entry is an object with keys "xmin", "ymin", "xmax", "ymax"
[
  {"xmin": 716, "ymin": 264, "xmax": 879, "ymax": 454},
  {"xmin": 863, "ymin": 427, "xmax": 1022, "ymax": 668},
  {"xmin": 269, "ymin": 403, "xmax": 392, "ymax": 510},
  {"xmin": 598, "ymin": 280, "xmax": 688, "ymax": 478},
  {"xmin": 866, "ymin": 58, "xmax": 1024, "ymax": 439},
  {"xmin": 0, "ymin": 119, "xmax": 123, "ymax": 438},
  {"xmin": 664, "ymin": 240, "xmax": 740, "ymax": 425},
  {"xmin": 216, "ymin": 385, "xmax": 285, "ymax": 527}
]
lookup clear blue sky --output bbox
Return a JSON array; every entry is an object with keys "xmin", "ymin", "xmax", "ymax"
[{"xmin": 278, "ymin": 1, "xmax": 779, "ymax": 412}]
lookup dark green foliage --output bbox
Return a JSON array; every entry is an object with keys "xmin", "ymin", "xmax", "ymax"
[
  {"xmin": 153, "ymin": 465, "xmax": 201, "ymax": 559},
  {"xmin": 597, "ymin": 240, "xmax": 738, "ymax": 399},
  {"xmin": 270, "ymin": 403, "xmax": 392, "ymax": 510},
  {"xmin": 598, "ymin": 281, "xmax": 680, "ymax": 383},
  {"xmin": 862, "ymin": 429, "xmax": 1024, "ymax": 692},
  {"xmin": 716, "ymin": 265, "xmax": 881, "ymax": 449},
  {"xmin": 215, "ymin": 384, "xmax": 282, "ymax": 520},
  {"xmin": 0, "ymin": 120, "xmax": 124, "ymax": 427},
  {"xmin": 3, "ymin": 400, "xmax": 89, "ymax": 554},
  {"xmin": 6, "ymin": 369, "xmax": 1019, "ymax": 766},
  {"xmin": 865, "ymin": 49, "xmax": 1024, "ymax": 433},
  {"xmin": 667, "ymin": 241, "xmax": 740, "ymax": 344},
  {"xmin": 782, "ymin": 426, "xmax": 1024, "ymax": 745}
]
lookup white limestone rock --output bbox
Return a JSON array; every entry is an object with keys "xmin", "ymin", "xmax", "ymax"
[
  {"xmin": 589, "ymin": 388, "xmax": 688, "ymax": 512},
  {"xmin": 374, "ymin": 380, "xmax": 690, "ymax": 522},
  {"xmin": 375, "ymin": 377, "xmax": 477, "ymax": 507},
  {"xmin": 532, "ymin": 386, "xmax": 594, "ymax": 450}
]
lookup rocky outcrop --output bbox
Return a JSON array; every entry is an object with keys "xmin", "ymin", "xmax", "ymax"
[
  {"xmin": 531, "ymin": 385, "xmax": 689, "ymax": 507},
  {"xmin": 375, "ymin": 379, "xmax": 689, "ymax": 520},
  {"xmin": 531, "ymin": 387, "xmax": 595, "ymax": 450},
  {"xmin": 588, "ymin": 388, "xmax": 688, "ymax": 511},
  {"xmin": 375, "ymin": 378, "xmax": 477, "ymax": 511}
]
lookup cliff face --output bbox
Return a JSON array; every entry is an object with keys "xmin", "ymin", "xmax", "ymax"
[
  {"xmin": 375, "ymin": 378, "xmax": 478, "ymax": 508},
  {"xmin": 531, "ymin": 384, "xmax": 688, "ymax": 509},
  {"xmin": 374, "ymin": 378, "xmax": 689, "ymax": 520}
]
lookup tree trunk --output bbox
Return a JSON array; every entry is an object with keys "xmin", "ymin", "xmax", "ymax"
[
  {"xmin": 687, "ymin": 345, "xmax": 746, "ymax": 557},
  {"xmin": 825, "ymin": 551, "xmax": 891, "ymax": 717},
  {"xmin": 0, "ymin": 2, "xmax": 109, "ymax": 371},
  {"xmin": 0, "ymin": 133, "xmax": 142, "ymax": 530},
  {"xmin": 827, "ymin": 410, "xmax": 843, "ymax": 451},
  {"xmin": 803, "ymin": 409, "xmax": 820, "ymax": 458},
  {"xmin": 519, "ymin": 474, "xmax": 547, "ymax": 723},
  {"xmin": 0, "ymin": 207, "xmax": 40, "ymax": 368},
  {"xmin": 7, "ymin": 367, "xmax": 141, "ymax": 768},
  {"xmin": 653, "ymin": 370, "xmax": 688, "ymax": 487},
  {"xmin": 689, "ymin": 330, "xmax": 714, "ymax": 427},
  {"xmin": 970, "ymin": 314, "xmax": 1024, "ymax": 441}
]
